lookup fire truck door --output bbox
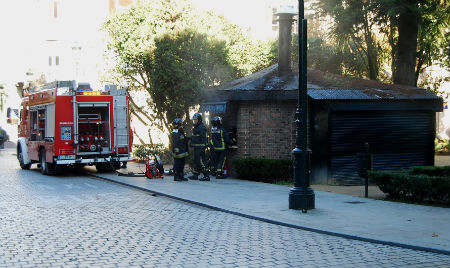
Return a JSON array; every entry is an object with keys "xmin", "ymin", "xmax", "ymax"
[
  {"xmin": 113, "ymin": 96, "xmax": 129, "ymax": 151},
  {"xmin": 45, "ymin": 104, "xmax": 55, "ymax": 139}
]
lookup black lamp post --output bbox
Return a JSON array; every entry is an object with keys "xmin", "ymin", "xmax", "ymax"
[
  {"xmin": 289, "ymin": 0, "xmax": 315, "ymax": 212},
  {"xmin": 0, "ymin": 85, "xmax": 4, "ymax": 112}
]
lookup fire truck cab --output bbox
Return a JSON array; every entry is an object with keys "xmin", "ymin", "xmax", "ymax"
[{"xmin": 17, "ymin": 80, "xmax": 133, "ymax": 174}]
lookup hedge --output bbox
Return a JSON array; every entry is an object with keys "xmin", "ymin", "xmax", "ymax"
[
  {"xmin": 369, "ymin": 166, "xmax": 450, "ymax": 205},
  {"xmin": 232, "ymin": 158, "xmax": 293, "ymax": 183},
  {"xmin": 410, "ymin": 166, "xmax": 450, "ymax": 177}
]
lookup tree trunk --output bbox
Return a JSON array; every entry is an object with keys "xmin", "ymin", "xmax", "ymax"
[
  {"xmin": 389, "ymin": 22, "xmax": 397, "ymax": 80},
  {"xmin": 365, "ymin": 30, "xmax": 378, "ymax": 80},
  {"xmin": 393, "ymin": 1, "xmax": 419, "ymax": 86}
]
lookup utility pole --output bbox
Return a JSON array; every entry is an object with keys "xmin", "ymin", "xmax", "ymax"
[{"xmin": 289, "ymin": 0, "xmax": 315, "ymax": 212}]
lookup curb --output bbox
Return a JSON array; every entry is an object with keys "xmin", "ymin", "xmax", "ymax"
[{"xmin": 89, "ymin": 173, "xmax": 450, "ymax": 256}]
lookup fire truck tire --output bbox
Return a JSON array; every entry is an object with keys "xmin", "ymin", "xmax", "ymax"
[
  {"xmin": 17, "ymin": 146, "xmax": 31, "ymax": 170},
  {"xmin": 39, "ymin": 148, "xmax": 54, "ymax": 175}
]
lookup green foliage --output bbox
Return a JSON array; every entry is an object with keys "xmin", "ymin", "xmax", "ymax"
[
  {"xmin": 232, "ymin": 158, "xmax": 293, "ymax": 183},
  {"xmin": 434, "ymin": 139, "xmax": 450, "ymax": 154},
  {"xmin": 194, "ymin": 11, "xmax": 276, "ymax": 77},
  {"xmin": 150, "ymin": 30, "xmax": 233, "ymax": 121},
  {"xmin": 418, "ymin": 73, "xmax": 450, "ymax": 99},
  {"xmin": 369, "ymin": 167, "xmax": 450, "ymax": 205},
  {"xmin": 369, "ymin": 170, "xmax": 409, "ymax": 199},
  {"xmin": 307, "ymin": 37, "xmax": 342, "ymax": 74},
  {"xmin": 416, "ymin": 1, "xmax": 450, "ymax": 72},
  {"xmin": 314, "ymin": 0, "xmax": 450, "ymax": 86},
  {"xmin": 103, "ymin": 0, "xmax": 275, "ymax": 138},
  {"xmin": 410, "ymin": 165, "xmax": 450, "ymax": 177},
  {"xmin": 133, "ymin": 143, "xmax": 167, "ymax": 161},
  {"xmin": 316, "ymin": 0, "xmax": 381, "ymax": 80}
]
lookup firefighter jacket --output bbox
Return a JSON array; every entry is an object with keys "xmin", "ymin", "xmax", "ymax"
[
  {"xmin": 210, "ymin": 126, "xmax": 231, "ymax": 151},
  {"xmin": 171, "ymin": 128, "xmax": 189, "ymax": 158},
  {"xmin": 191, "ymin": 122, "xmax": 207, "ymax": 148}
]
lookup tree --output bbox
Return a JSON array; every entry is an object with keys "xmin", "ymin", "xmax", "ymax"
[
  {"xmin": 392, "ymin": 0, "xmax": 419, "ymax": 86},
  {"xmin": 371, "ymin": 0, "xmax": 450, "ymax": 85},
  {"xmin": 197, "ymin": 11, "xmax": 276, "ymax": 77},
  {"xmin": 315, "ymin": 0, "xmax": 450, "ymax": 86},
  {"xmin": 149, "ymin": 30, "xmax": 233, "ymax": 127},
  {"xmin": 415, "ymin": 1, "xmax": 450, "ymax": 83},
  {"xmin": 102, "ymin": 0, "xmax": 273, "ymax": 144},
  {"xmin": 316, "ymin": 0, "xmax": 382, "ymax": 80}
]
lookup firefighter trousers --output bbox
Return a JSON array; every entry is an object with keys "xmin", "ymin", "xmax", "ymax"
[
  {"xmin": 211, "ymin": 149, "xmax": 226, "ymax": 177},
  {"xmin": 192, "ymin": 147, "xmax": 208, "ymax": 176},
  {"xmin": 173, "ymin": 157, "xmax": 186, "ymax": 173}
]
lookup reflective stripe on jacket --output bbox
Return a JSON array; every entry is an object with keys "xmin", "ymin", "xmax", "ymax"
[
  {"xmin": 210, "ymin": 126, "xmax": 231, "ymax": 151},
  {"xmin": 191, "ymin": 122, "xmax": 207, "ymax": 147}
]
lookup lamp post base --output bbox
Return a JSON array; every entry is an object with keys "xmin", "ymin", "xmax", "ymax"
[{"xmin": 289, "ymin": 187, "xmax": 315, "ymax": 210}]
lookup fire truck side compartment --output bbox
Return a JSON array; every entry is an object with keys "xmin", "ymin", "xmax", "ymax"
[
  {"xmin": 77, "ymin": 103, "xmax": 111, "ymax": 154},
  {"xmin": 113, "ymin": 94, "xmax": 129, "ymax": 154}
]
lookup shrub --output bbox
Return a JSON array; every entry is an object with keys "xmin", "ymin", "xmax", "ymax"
[
  {"xmin": 429, "ymin": 176, "xmax": 450, "ymax": 204},
  {"xmin": 407, "ymin": 174, "xmax": 433, "ymax": 202},
  {"xmin": 369, "ymin": 170, "xmax": 409, "ymax": 199},
  {"xmin": 435, "ymin": 138, "xmax": 449, "ymax": 154},
  {"xmin": 410, "ymin": 166, "xmax": 450, "ymax": 177},
  {"xmin": 369, "ymin": 167, "xmax": 450, "ymax": 205},
  {"xmin": 232, "ymin": 158, "xmax": 293, "ymax": 183}
]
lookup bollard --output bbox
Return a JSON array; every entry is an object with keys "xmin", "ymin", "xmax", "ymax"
[{"xmin": 357, "ymin": 143, "xmax": 372, "ymax": 198}]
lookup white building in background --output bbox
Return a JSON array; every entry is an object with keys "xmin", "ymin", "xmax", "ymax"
[
  {"xmin": 0, "ymin": 0, "xmax": 134, "ymax": 139},
  {"xmin": 192, "ymin": 0, "xmax": 298, "ymax": 40},
  {"xmin": 1, "ymin": 0, "xmax": 295, "ymax": 88},
  {"xmin": 0, "ymin": 0, "xmax": 135, "ymax": 90}
]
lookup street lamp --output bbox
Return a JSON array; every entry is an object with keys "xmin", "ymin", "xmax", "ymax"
[
  {"xmin": 72, "ymin": 44, "xmax": 82, "ymax": 80},
  {"xmin": 289, "ymin": 0, "xmax": 315, "ymax": 212},
  {"xmin": 0, "ymin": 85, "xmax": 5, "ymax": 112}
]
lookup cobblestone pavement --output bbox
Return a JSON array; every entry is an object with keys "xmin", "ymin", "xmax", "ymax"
[{"xmin": 0, "ymin": 149, "xmax": 449, "ymax": 268}]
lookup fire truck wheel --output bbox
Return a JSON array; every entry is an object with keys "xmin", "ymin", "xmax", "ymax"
[
  {"xmin": 17, "ymin": 146, "xmax": 31, "ymax": 170},
  {"xmin": 39, "ymin": 148, "xmax": 54, "ymax": 175}
]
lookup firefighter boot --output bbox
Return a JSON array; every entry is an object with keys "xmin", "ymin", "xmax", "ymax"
[
  {"xmin": 177, "ymin": 171, "xmax": 188, "ymax": 181},
  {"xmin": 199, "ymin": 171, "xmax": 210, "ymax": 181},
  {"xmin": 174, "ymin": 174, "xmax": 186, "ymax": 181},
  {"xmin": 174, "ymin": 171, "xmax": 186, "ymax": 181}
]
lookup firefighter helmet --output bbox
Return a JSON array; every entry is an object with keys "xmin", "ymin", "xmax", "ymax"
[
  {"xmin": 211, "ymin": 116, "xmax": 222, "ymax": 127},
  {"xmin": 172, "ymin": 118, "xmax": 183, "ymax": 129},
  {"xmin": 192, "ymin": 113, "xmax": 202, "ymax": 122}
]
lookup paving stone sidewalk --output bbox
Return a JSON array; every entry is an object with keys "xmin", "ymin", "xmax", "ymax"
[{"xmin": 90, "ymin": 162, "xmax": 450, "ymax": 254}]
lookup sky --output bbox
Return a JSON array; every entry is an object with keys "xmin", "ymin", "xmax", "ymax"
[
  {"xmin": 0, "ymin": 0, "xmax": 295, "ymax": 87},
  {"xmin": 0, "ymin": 1, "xmax": 39, "ymax": 83}
]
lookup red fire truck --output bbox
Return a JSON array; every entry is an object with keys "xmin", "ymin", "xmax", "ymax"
[{"xmin": 17, "ymin": 80, "xmax": 133, "ymax": 174}]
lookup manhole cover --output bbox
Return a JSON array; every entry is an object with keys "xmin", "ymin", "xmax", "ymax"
[{"xmin": 344, "ymin": 201, "xmax": 367, "ymax": 204}]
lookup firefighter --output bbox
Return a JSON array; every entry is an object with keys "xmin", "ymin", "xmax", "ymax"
[
  {"xmin": 210, "ymin": 116, "xmax": 231, "ymax": 179},
  {"xmin": 171, "ymin": 118, "xmax": 189, "ymax": 181},
  {"xmin": 189, "ymin": 113, "xmax": 210, "ymax": 181}
]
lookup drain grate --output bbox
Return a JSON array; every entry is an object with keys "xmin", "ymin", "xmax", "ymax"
[{"xmin": 344, "ymin": 201, "xmax": 367, "ymax": 204}]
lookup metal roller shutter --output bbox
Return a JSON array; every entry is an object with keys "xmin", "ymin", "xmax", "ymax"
[{"xmin": 330, "ymin": 111, "xmax": 434, "ymax": 185}]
